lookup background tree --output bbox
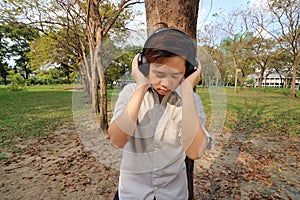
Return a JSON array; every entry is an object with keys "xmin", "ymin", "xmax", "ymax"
[
  {"xmin": 1, "ymin": 0, "xmax": 142, "ymax": 134},
  {"xmin": 0, "ymin": 23, "xmax": 9, "ymax": 85},
  {"xmin": 271, "ymin": 48, "xmax": 294, "ymax": 88},
  {"xmin": 249, "ymin": 35, "xmax": 277, "ymax": 95},
  {"xmin": 198, "ymin": 24, "xmax": 226, "ymax": 88},
  {"xmin": 27, "ymin": 31, "xmax": 79, "ymax": 84},
  {"xmin": 251, "ymin": 0, "xmax": 299, "ymax": 97},
  {"xmin": 237, "ymin": 46, "xmax": 255, "ymax": 88},
  {"xmin": 78, "ymin": 0, "xmax": 142, "ymax": 134},
  {"xmin": 217, "ymin": 9, "xmax": 253, "ymax": 94},
  {"xmin": 8, "ymin": 23, "xmax": 38, "ymax": 80},
  {"xmin": 106, "ymin": 45, "xmax": 142, "ymax": 88},
  {"xmin": 0, "ymin": 21, "xmax": 38, "ymax": 82}
]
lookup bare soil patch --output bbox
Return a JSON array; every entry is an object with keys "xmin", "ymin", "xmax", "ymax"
[
  {"xmin": 0, "ymin": 124, "xmax": 119, "ymax": 200},
  {"xmin": 1, "ymin": 124, "xmax": 299, "ymax": 199}
]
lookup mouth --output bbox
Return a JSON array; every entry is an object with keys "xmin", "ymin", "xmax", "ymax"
[{"xmin": 158, "ymin": 88, "xmax": 171, "ymax": 94}]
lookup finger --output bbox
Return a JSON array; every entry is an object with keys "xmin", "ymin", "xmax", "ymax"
[
  {"xmin": 132, "ymin": 54, "xmax": 139, "ymax": 68},
  {"xmin": 196, "ymin": 59, "xmax": 202, "ymax": 73}
]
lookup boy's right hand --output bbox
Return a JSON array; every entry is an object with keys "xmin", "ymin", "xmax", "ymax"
[{"xmin": 131, "ymin": 54, "xmax": 149, "ymax": 89}]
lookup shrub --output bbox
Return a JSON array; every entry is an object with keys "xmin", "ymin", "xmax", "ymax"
[{"xmin": 8, "ymin": 71, "xmax": 25, "ymax": 91}]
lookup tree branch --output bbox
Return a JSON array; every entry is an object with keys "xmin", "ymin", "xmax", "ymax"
[{"xmin": 102, "ymin": 0, "xmax": 143, "ymax": 37}]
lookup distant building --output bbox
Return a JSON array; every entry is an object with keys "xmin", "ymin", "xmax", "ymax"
[{"xmin": 248, "ymin": 73, "xmax": 300, "ymax": 89}]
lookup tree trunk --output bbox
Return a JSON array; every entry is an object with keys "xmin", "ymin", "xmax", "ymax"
[
  {"xmin": 234, "ymin": 68, "xmax": 239, "ymax": 94},
  {"xmin": 258, "ymin": 69, "xmax": 264, "ymax": 96},
  {"xmin": 0, "ymin": 66, "xmax": 7, "ymax": 85},
  {"xmin": 232, "ymin": 56, "xmax": 239, "ymax": 94},
  {"xmin": 144, "ymin": 1, "xmax": 200, "ymax": 199},
  {"xmin": 91, "ymin": 50, "xmax": 99, "ymax": 113},
  {"xmin": 201, "ymin": 71, "xmax": 205, "ymax": 91},
  {"xmin": 145, "ymin": 0, "xmax": 199, "ymax": 37},
  {"xmin": 96, "ymin": 43, "xmax": 108, "ymax": 135},
  {"xmin": 279, "ymin": 75, "xmax": 283, "ymax": 88},
  {"xmin": 80, "ymin": 62, "xmax": 91, "ymax": 99},
  {"xmin": 290, "ymin": 55, "xmax": 298, "ymax": 98},
  {"xmin": 285, "ymin": 73, "xmax": 289, "ymax": 89},
  {"xmin": 264, "ymin": 68, "xmax": 270, "ymax": 88},
  {"xmin": 264, "ymin": 76, "xmax": 267, "ymax": 87},
  {"xmin": 80, "ymin": 40, "xmax": 92, "ymax": 100}
]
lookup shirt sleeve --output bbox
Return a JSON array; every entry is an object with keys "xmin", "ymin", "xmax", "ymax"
[
  {"xmin": 110, "ymin": 83, "xmax": 136, "ymax": 124},
  {"xmin": 194, "ymin": 93, "xmax": 213, "ymax": 150}
]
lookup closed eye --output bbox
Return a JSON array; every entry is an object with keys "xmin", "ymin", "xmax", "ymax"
[
  {"xmin": 171, "ymin": 73, "xmax": 181, "ymax": 79},
  {"xmin": 154, "ymin": 72, "xmax": 166, "ymax": 78}
]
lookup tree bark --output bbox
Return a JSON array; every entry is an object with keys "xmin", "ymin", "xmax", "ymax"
[
  {"xmin": 285, "ymin": 72, "xmax": 289, "ymax": 89},
  {"xmin": 145, "ymin": 0, "xmax": 199, "ymax": 37},
  {"xmin": 80, "ymin": 40, "xmax": 92, "ymax": 97},
  {"xmin": 258, "ymin": 68, "xmax": 265, "ymax": 96},
  {"xmin": 96, "ymin": 43, "xmax": 108, "ymax": 134},
  {"xmin": 233, "ymin": 55, "xmax": 239, "ymax": 94},
  {"xmin": 290, "ymin": 55, "xmax": 298, "ymax": 97},
  {"xmin": 91, "ymin": 50, "xmax": 100, "ymax": 113},
  {"xmin": 144, "ymin": 1, "xmax": 200, "ymax": 199},
  {"xmin": 201, "ymin": 72, "xmax": 205, "ymax": 91}
]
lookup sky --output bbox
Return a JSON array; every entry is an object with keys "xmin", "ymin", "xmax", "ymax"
[
  {"xmin": 199, "ymin": 0, "xmax": 269, "ymax": 24},
  {"xmin": 198, "ymin": 0, "xmax": 249, "ymax": 27}
]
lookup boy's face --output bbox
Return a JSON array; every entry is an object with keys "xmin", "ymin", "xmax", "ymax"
[{"xmin": 149, "ymin": 56, "xmax": 186, "ymax": 96}]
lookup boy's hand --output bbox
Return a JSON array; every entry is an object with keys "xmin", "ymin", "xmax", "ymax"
[
  {"xmin": 181, "ymin": 60, "xmax": 202, "ymax": 90},
  {"xmin": 131, "ymin": 54, "xmax": 149, "ymax": 89}
]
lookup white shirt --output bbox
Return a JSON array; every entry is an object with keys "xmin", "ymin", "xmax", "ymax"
[{"xmin": 111, "ymin": 83, "xmax": 212, "ymax": 200}]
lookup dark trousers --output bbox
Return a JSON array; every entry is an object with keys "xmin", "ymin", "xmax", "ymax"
[{"xmin": 114, "ymin": 191, "xmax": 156, "ymax": 200}]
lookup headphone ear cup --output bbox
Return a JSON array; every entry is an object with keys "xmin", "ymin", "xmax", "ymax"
[
  {"xmin": 184, "ymin": 58, "xmax": 198, "ymax": 78},
  {"xmin": 195, "ymin": 58, "xmax": 199, "ymax": 69},
  {"xmin": 137, "ymin": 53, "xmax": 145, "ymax": 66},
  {"xmin": 137, "ymin": 53, "xmax": 149, "ymax": 77}
]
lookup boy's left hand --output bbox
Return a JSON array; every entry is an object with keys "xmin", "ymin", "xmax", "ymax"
[{"xmin": 181, "ymin": 60, "xmax": 202, "ymax": 90}]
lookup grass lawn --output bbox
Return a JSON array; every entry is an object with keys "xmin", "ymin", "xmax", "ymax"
[
  {"xmin": 195, "ymin": 87, "xmax": 299, "ymax": 199},
  {"xmin": 1, "ymin": 85, "xmax": 299, "ymax": 149},
  {"xmin": 0, "ymin": 85, "xmax": 74, "ymax": 150},
  {"xmin": 197, "ymin": 87, "xmax": 299, "ymax": 136}
]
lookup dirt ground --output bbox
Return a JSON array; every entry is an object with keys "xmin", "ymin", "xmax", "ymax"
[
  {"xmin": 0, "ymin": 123, "xmax": 119, "ymax": 200},
  {"xmin": 1, "ymin": 122, "xmax": 299, "ymax": 199}
]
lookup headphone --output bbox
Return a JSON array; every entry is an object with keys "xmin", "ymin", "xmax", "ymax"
[{"xmin": 137, "ymin": 28, "xmax": 198, "ymax": 78}]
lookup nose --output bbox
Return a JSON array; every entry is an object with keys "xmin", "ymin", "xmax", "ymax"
[{"xmin": 160, "ymin": 77, "xmax": 171, "ymax": 89}]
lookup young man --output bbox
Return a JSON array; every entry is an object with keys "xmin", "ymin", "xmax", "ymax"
[{"xmin": 108, "ymin": 28, "xmax": 212, "ymax": 200}]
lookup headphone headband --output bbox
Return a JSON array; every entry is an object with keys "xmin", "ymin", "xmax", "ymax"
[
  {"xmin": 152, "ymin": 27, "xmax": 187, "ymax": 35},
  {"xmin": 143, "ymin": 28, "xmax": 190, "ymax": 51}
]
